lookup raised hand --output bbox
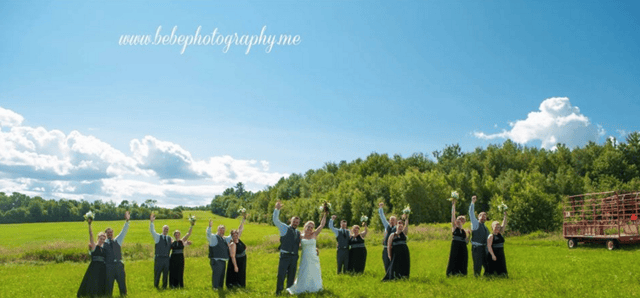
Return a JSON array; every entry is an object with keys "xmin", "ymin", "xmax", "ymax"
[
  {"xmin": 379, "ymin": 202, "xmax": 384, "ymax": 208},
  {"xmin": 472, "ymin": 195, "xmax": 477, "ymax": 204},
  {"xmin": 275, "ymin": 200, "xmax": 282, "ymax": 210},
  {"xmin": 209, "ymin": 219, "xmax": 213, "ymax": 228},
  {"xmin": 331, "ymin": 215, "xmax": 337, "ymax": 221},
  {"xmin": 150, "ymin": 213, "xmax": 155, "ymax": 222},
  {"xmin": 87, "ymin": 218, "xmax": 92, "ymax": 225},
  {"xmin": 124, "ymin": 211, "xmax": 130, "ymax": 221}
]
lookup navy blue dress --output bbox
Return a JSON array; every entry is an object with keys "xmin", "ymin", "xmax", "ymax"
[
  {"xmin": 77, "ymin": 246, "xmax": 106, "ymax": 297},
  {"xmin": 446, "ymin": 228, "xmax": 468, "ymax": 276},
  {"xmin": 382, "ymin": 233, "xmax": 410, "ymax": 280}
]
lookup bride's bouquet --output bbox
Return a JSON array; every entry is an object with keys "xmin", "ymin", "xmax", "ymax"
[
  {"xmin": 319, "ymin": 201, "xmax": 332, "ymax": 213},
  {"xmin": 498, "ymin": 202, "xmax": 508, "ymax": 213},
  {"xmin": 84, "ymin": 211, "xmax": 95, "ymax": 222},
  {"xmin": 188, "ymin": 214, "xmax": 196, "ymax": 224},
  {"xmin": 402, "ymin": 205, "xmax": 411, "ymax": 215},
  {"xmin": 448, "ymin": 191, "xmax": 459, "ymax": 201},
  {"xmin": 360, "ymin": 214, "xmax": 369, "ymax": 223},
  {"xmin": 237, "ymin": 206, "xmax": 246, "ymax": 214}
]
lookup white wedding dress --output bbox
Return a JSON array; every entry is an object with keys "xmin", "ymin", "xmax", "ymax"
[{"xmin": 287, "ymin": 238, "xmax": 323, "ymax": 294}]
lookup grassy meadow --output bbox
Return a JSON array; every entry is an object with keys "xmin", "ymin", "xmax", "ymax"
[{"xmin": 1, "ymin": 210, "xmax": 639, "ymax": 297}]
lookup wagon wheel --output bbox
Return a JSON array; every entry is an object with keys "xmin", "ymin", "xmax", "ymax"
[
  {"xmin": 567, "ymin": 238, "xmax": 578, "ymax": 249},
  {"xmin": 606, "ymin": 239, "xmax": 618, "ymax": 250}
]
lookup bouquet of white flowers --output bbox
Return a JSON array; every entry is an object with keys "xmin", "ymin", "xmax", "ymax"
[
  {"xmin": 402, "ymin": 205, "xmax": 411, "ymax": 214},
  {"xmin": 498, "ymin": 202, "xmax": 508, "ymax": 213},
  {"xmin": 448, "ymin": 191, "xmax": 460, "ymax": 201},
  {"xmin": 237, "ymin": 207, "xmax": 246, "ymax": 214},
  {"xmin": 84, "ymin": 211, "xmax": 95, "ymax": 221},
  {"xmin": 360, "ymin": 214, "xmax": 369, "ymax": 223},
  {"xmin": 188, "ymin": 214, "xmax": 196, "ymax": 224},
  {"xmin": 319, "ymin": 201, "xmax": 332, "ymax": 213}
]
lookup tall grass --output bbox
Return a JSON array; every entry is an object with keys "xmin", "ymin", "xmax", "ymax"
[{"xmin": 1, "ymin": 211, "xmax": 639, "ymax": 297}]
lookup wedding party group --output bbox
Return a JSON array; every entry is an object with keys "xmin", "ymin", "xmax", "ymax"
[{"xmin": 76, "ymin": 194, "xmax": 509, "ymax": 297}]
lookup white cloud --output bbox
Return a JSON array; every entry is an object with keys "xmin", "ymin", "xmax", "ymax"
[
  {"xmin": 130, "ymin": 136, "xmax": 205, "ymax": 180},
  {"xmin": 474, "ymin": 97, "xmax": 604, "ymax": 149},
  {"xmin": 0, "ymin": 107, "xmax": 24, "ymax": 127},
  {"xmin": 0, "ymin": 106, "xmax": 287, "ymax": 206}
]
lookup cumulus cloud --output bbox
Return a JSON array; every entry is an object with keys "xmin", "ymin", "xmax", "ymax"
[
  {"xmin": 130, "ymin": 136, "xmax": 205, "ymax": 180},
  {"xmin": 474, "ymin": 97, "xmax": 604, "ymax": 149},
  {"xmin": 0, "ymin": 107, "xmax": 24, "ymax": 127},
  {"xmin": 0, "ymin": 106, "xmax": 287, "ymax": 206}
]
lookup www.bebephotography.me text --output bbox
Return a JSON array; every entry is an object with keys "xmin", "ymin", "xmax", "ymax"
[{"xmin": 118, "ymin": 26, "xmax": 301, "ymax": 54}]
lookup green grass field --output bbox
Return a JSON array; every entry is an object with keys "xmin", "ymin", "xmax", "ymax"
[{"xmin": 1, "ymin": 211, "xmax": 639, "ymax": 297}]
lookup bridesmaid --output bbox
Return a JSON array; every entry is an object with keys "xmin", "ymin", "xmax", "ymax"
[
  {"xmin": 169, "ymin": 221, "xmax": 194, "ymax": 288},
  {"xmin": 446, "ymin": 198, "xmax": 470, "ymax": 276},
  {"xmin": 382, "ymin": 214, "xmax": 410, "ymax": 281},
  {"xmin": 226, "ymin": 213, "xmax": 247, "ymax": 289},
  {"xmin": 347, "ymin": 223, "xmax": 368, "ymax": 273},
  {"xmin": 77, "ymin": 218, "xmax": 107, "ymax": 297},
  {"xmin": 486, "ymin": 211, "xmax": 508, "ymax": 277}
]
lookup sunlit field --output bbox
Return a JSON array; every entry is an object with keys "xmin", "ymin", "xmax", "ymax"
[{"xmin": 1, "ymin": 211, "xmax": 639, "ymax": 297}]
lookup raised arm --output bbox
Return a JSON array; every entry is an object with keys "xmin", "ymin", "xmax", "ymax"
[
  {"xmin": 149, "ymin": 214, "xmax": 160, "ymax": 243},
  {"xmin": 469, "ymin": 196, "xmax": 479, "ymax": 230},
  {"xmin": 378, "ymin": 203, "xmax": 390, "ymax": 229},
  {"xmin": 115, "ymin": 211, "xmax": 130, "ymax": 244},
  {"xmin": 314, "ymin": 212, "xmax": 327, "ymax": 236},
  {"xmin": 361, "ymin": 223, "xmax": 369, "ymax": 238},
  {"xmin": 451, "ymin": 199, "xmax": 457, "ymax": 232},
  {"xmin": 328, "ymin": 215, "xmax": 340, "ymax": 236},
  {"xmin": 402, "ymin": 214, "xmax": 409, "ymax": 234},
  {"xmin": 182, "ymin": 224, "xmax": 194, "ymax": 242},
  {"xmin": 501, "ymin": 211, "xmax": 508, "ymax": 231},
  {"xmin": 88, "ymin": 219, "xmax": 96, "ymax": 251},
  {"xmin": 272, "ymin": 201, "xmax": 288, "ymax": 237},
  {"xmin": 487, "ymin": 234, "xmax": 496, "ymax": 261},
  {"xmin": 206, "ymin": 219, "xmax": 218, "ymax": 246},
  {"xmin": 237, "ymin": 214, "xmax": 246, "ymax": 238}
]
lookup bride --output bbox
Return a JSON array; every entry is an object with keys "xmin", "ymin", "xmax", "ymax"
[{"xmin": 287, "ymin": 211, "xmax": 327, "ymax": 295}]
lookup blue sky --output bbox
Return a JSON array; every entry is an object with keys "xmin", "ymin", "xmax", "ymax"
[{"xmin": 1, "ymin": 1, "xmax": 639, "ymax": 206}]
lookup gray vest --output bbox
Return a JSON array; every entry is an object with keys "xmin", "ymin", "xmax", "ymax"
[
  {"xmin": 208, "ymin": 235, "xmax": 229, "ymax": 260},
  {"xmin": 382, "ymin": 225, "xmax": 397, "ymax": 246},
  {"xmin": 104, "ymin": 239, "xmax": 122, "ymax": 263},
  {"xmin": 280, "ymin": 226, "xmax": 301, "ymax": 254},
  {"xmin": 336, "ymin": 229, "xmax": 350, "ymax": 249},
  {"xmin": 155, "ymin": 235, "xmax": 171, "ymax": 258},
  {"xmin": 471, "ymin": 221, "xmax": 489, "ymax": 245}
]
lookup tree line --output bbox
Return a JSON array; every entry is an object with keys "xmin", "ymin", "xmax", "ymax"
[
  {"xmin": 0, "ymin": 193, "xmax": 186, "ymax": 224},
  {"xmin": 3, "ymin": 133, "xmax": 640, "ymax": 233},
  {"xmin": 212, "ymin": 133, "xmax": 640, "ymax": 234}
]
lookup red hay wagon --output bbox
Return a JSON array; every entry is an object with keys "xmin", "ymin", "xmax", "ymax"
[{"xmin": 563, "ymin": 191, "xmax": 640, "ymax": 250}]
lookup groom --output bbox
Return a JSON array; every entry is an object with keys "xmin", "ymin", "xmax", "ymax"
[
  {"xmin": 329, "ymin": 215, "xmax": 350, "ymax": 274},
  {"xmin": 149, "ymin": 213, "xmax": 171, "ymax": 289},
  {"xmin": 104, "ymin": 211, "xmax": 130, "ymax": 297},
  {"xmin": 273, "ymin": 200, "xmax": 301, "ymax": 295}
]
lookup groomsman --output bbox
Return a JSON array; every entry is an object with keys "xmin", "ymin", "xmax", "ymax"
[
  {"xmin": 329, "ymin": 215, "xmax": 350, "ymax": 274},
  {"xmin": 150, "ymin": 214, "xmax": 171, "ymax": 289},
  {"xmin": 469, "ymin": 195, "xmax": 489, "ymax": 277},
  {"xmin": 207, "ymin": 219, "xmax": 230, "ymax": 290},
  {"xmin": 378, "ymin": 202, "xmax": 397, "ymax": 273},
  {"xmin": 104, "ymin": 211, "xmax": 130, "ymax": 297},
  {"xmin": 273, "ymin": 200, "xmax": 301, "ymax": 295}
]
